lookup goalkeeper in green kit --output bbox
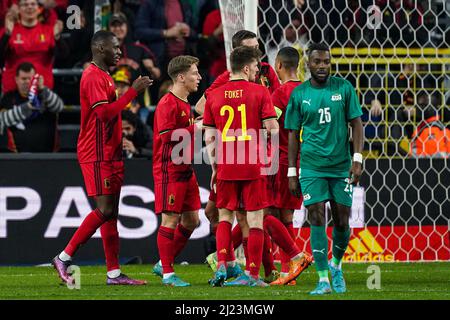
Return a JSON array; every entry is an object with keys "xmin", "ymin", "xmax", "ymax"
[{"xmin": 284, "ymin": 43, "xmax": 364, "ymax": 295}]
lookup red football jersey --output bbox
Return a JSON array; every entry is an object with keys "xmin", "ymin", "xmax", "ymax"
[
  {"xmin": 153, "ymin": 92, "xmax": 195, "ymax": 185},
  {"xmin": 205, "ymin": 62, "xmax": 280, "ymax": 96},
  {"xmin": 271, "ymin": 80, "xmax": 302, "ymax": 165},
  {"xmin": 203, "ymin": 79, "xmax": 277, "ymax": 180},
  {"xmin": 1, "ymin": 22, "xmax": 55, "ymax": 93},
  {"xmin": 77, "ymin": 63, "xmax": 122, "ymax": 163}
]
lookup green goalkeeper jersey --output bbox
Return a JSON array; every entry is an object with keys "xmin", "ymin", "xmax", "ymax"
[{"xmin": 285, "ymin": 76, "xmax": 363, "ymax": 176}]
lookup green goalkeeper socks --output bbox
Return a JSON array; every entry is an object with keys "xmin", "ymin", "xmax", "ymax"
[
  {"xmin": 310, "ymin": 225, "xmax": 329, "ymax": 272},
  {"xmin": 331, "ymin": 226, "xmax": 351, "ymax": 268}
]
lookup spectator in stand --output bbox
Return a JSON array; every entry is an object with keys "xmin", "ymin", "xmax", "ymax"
[
  {"xmin": 0, "ymin": 0, "xmax": 64, "ymax": 93},
  {"xmin": 0, "ymin": 62, "xmax": 64, "ymax": 152},
  {"xmin": 0, "ymin": 1, "xmax": 18, "ymax": 29},
  {"xmin": 38, "ymin": 0, "xmax": 69, "ymax": 26},
  {"xmin": 122, "ymin": 109, "xmax": 153, "ymax": 159},
  {"xmin": 55, "ymin": 7, "xmax": 91, "ymax": 69},
  {"xmin": 111, "ymin": 65, "xmax": 141, "ymax": 115},
  {"xmin": 109, "ymin": 12, "xmax": 161, "ymax": 112},
  {"xmin": 0, "ymin": 100, "xmax": 33, "ymax": 135},
  {"xmin": 112, "ymin": 0, "xmax": 141, "ymax": 37},
  {"xmin": 0, "ymin": 99, "xmax": 33, "ymax": 152},
  {"xmin": 409, "ymin": 94, "xmax": 450, "ymax": 158},
  {"xmin": 134, "ymin": 0, "xmax": 197, "ymax": 78},
  {"xmin": 201, "ymin": 7, "xmax": 226, "ymax": 86},
  {"xmin": 109, "ymin": 13, "xmax": 161, "ymax": 81}
]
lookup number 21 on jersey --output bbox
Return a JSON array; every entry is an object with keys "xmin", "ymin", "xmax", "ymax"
[{"xmin": 220, "ymin": 104, "xmax": 252, "ymax": 142}]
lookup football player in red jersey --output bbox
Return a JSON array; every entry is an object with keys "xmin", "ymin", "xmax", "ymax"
[
  {"xmin": 52, "ymin": 30, "xmax": 152, "ymax": 286},
  {"xmin": 205, "ymin": 46, "xmax": 312, "ymax": 287},
  {"xmin": 203, "ymin": 46, "xmax": 305, "ymax": 287},
  {"xmin": 268, "ymin": 46, "xmax": 313, "ymax": 285},
  {"xmin": 203, "ymin": 46, "xmax": 277, "ymax": 287},
  {"xmin": 152, "ymin": 55, "xmax": 203, "ymax": 287},
  {"xmin": 198, "ymin": 30, "xmax": 280, "ymax": 274}
]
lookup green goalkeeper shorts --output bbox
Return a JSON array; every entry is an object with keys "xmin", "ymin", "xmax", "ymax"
[{"xmin": 299, "ymin": 176, "xmax": 353, "ymax": 207}]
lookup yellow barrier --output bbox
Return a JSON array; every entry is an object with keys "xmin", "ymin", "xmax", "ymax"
[{"xmin": 327, "ymin": 48, "xmax": 449, "ymax": 158}]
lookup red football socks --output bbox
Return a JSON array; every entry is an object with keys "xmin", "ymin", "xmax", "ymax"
[
  {"xmin": 64, "ymin": 208, "xmax": 107, "ymax": 257},
  {"xmin": 242, "ymin": 237, "xmax": 249, "ymax": 271},
  {"xmin": 157, "ymin": 226, "xmax": 175, "ymax": 274},
  {"xmin": 232, "ymin": 224, "xmax": 242, "ymax": 249},
  {"xmin": 264, "ymin": 215, "xmax": 300, "ymax": 258},
  {"xmin": 248, "ymin": 228, "xmax": 264, "ymax": 279},
  {"xmin": 262, "ymin": 230, "xmax": 277, "ymax": 277},
  {"xmin": 281, "ymin": 222, "xmax": 295, "ymax": 273},
  {"xmin": 100, "ymin": 217, "xmax": 120, "ymax": 272},
  {"xmin": 216, "ymin": 221, "xmax": 232, "ymax": 265},
  {"xmin": 173, "ymin": 223, "xmax": 194, "ymax": 258}
]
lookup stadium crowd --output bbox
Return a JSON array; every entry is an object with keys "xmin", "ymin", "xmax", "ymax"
[{"xmin": 0, "ymin": 0, "xmax": 448, "ymax": 157}]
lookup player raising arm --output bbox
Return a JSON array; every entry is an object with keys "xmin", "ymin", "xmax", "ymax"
[
  {"xmin": 203, "ymin": 46, "xmax": 305, "ymax": 287},
  {"xmin": 52, "ymin": 30, "xmax": 152, "ymax": 286}
]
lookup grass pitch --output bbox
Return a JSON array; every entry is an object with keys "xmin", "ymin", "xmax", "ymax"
[{"xmin": 0, "ymin": 262, "xmax": 449, "ymax": 300}]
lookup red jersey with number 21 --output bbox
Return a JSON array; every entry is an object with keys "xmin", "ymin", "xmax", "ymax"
[
  {"xmin": 203, "ymin": 79, "xmax": 277, "ymax": 181},
  {"xmin": 77, "ymin": 63, "xmax": 122, "ymax": 163}
]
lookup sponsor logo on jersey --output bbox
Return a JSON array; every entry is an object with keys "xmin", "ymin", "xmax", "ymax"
[
  {"xmin": 303, "ymin": 194, "xmax": 311, "ymax": 200},
  {"xmin": 344, "ymin": 229, "xmax": 394, "ymax": 262},
  {"xmin": 104, "ymin": 179, "xmax": 110, "ymax": 189},
  {"xmin": 181, "ymin": 111, "xmax": 186, "ymax": 117},
  {"xmin": 331, "ymin": 94, "xmax": 342, "ymax": 101},
  {"xmin": 302, "ymin": 99, "xmax": 311, "ymax": 106}
]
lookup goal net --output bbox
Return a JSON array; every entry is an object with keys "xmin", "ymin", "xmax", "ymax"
[{"xmin": 220, "ymin": 0, "xmax": 450, "ymax": 262}]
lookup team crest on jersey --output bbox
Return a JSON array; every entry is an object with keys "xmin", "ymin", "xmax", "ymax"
[
  {"xmin": 40, "ymin": 34, "xmax": 46, "ymax": 42},
  {"xmin": 331, "ymin": 94, "xmax": 342, "ymax": 101},
  {"xmin": 181, "ymin": 111, "xmax": 186, "ymax": 117},
  {"xmin": 168, "ymin": 194, "xmax": 176, "ymax": 205},
  {"xmin": 104, "ymin": 179, "xmax": 111, "ymax": 189}
]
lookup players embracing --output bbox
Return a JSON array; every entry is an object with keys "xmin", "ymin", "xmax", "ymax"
[{"xmin": 203, "ymin": 45, "xmax": 311, "ymax": 287}]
